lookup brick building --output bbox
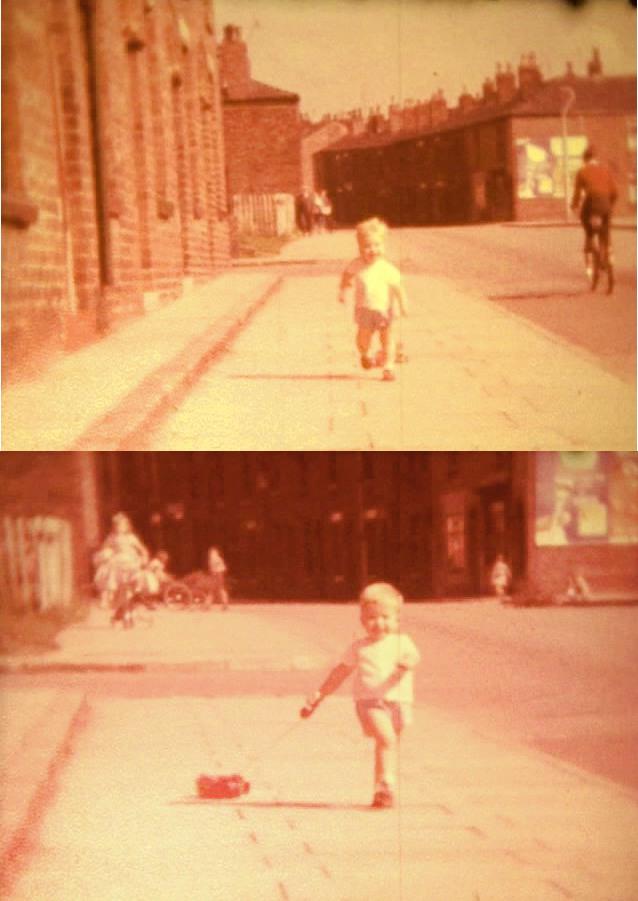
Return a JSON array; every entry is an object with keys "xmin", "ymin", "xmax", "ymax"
[
  {"xmin": 1, "ymin": 452, "xmax": 634, "ymax": 609},
  {"xmin": 218, "ymin": 25, "xmax": 302, "ymax": 197},
  {"xmin": 300, "ymin": 115, "xmax": 351, "ymax": 192},
  {"xmin": 2, "ymin": 0, "xmax": 229, "ymax": 380},
  {"xmin": 93, "ymin": 452, "xmax": 638, "ymax": 602},
  {"xmin": 315, "ymin": 51, "xmax": 636, "ymax": 226},
  {"xmin": 0, "ymin": 453, "xmax": 100, "ymax": 610}
]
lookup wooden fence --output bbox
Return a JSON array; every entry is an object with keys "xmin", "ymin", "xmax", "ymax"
[
  {"xmin": 231, "ymin": 193, "xmax": 296, "ymax": 236},
  {"xmin": 0, "ymin": 515, "xmax": 74, "ymax": 610}
]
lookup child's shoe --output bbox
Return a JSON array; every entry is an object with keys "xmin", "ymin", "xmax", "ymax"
[
  {"xmin": 382, "ymin": 369, "xmax": 396, "ymax": 382},
  {"xmin": 360, "ymin": 355, "xmax": 373, "ymax": 370},
  {"xmin": 372, "ymin": 782, "xmax": 395, "ymax": 808}
]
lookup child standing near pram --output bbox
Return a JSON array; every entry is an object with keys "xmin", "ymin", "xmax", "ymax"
[{"xmin": 490, "ymin": 554, "xmax": 512, "ymax": 599}]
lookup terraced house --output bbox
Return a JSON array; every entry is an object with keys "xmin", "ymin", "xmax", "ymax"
[
  {"xmin": 2, "ymin": 0, "xmax": 229, "ymax": 380},
  {"xmin": 316, "ymin": 50, "xmax": 636, "ymax": 227}
]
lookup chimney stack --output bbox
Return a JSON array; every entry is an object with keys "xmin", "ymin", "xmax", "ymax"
[
  {"xmin": 495, "ymin": 62, "xmax": 516, "ymax": 103},
  {"xmin": 218, "ymin": 23, "xmax": 251, "ymax": 89},
  {"xmin": 518, "ymin": 52, "xmax": 542, "ymax": 97},
  {"xmin": 458, "ymin": 86, "xmax": 475, "ymax": 115},
  {"xmin": 587, "ymin": 47, "xmax": 603, "ymax": 77},
  {"xmin": 430, "ymin": 89, "xmax": 448, "ymax": 125},
  {"xmin": 482, "ymin": 77, "xmax": 497, "ymax": 103}
]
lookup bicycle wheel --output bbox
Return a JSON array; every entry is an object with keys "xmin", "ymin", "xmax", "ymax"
[
  {"xmin": 190, "ymin": 588, "xmax": 209, "ymax": 608},
  {"xmin": 590, "ymin": 245, "xmax": 600, "ymax": 290},
  {"xmin": 163, "ymin": 581, "xmax": 193, "ymax": 609}
]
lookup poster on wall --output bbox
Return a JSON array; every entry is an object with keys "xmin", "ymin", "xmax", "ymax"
[
  {"xmin": 516, "ymin": 135, "xmax": 587, "ymax": 199},
  {"xmin": 535, "ymin": 452, "xmax": 638, "ymax": 546}
]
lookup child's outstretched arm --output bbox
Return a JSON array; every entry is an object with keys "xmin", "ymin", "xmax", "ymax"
[{"xmin": 300, "ymin": 662, "xmax": 353, "ymax": 718}]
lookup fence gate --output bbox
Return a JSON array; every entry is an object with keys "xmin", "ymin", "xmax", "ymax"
[
  {"xmin": 232, "ymin": 193, "xmax": 295, "ymax": 236},
  {"xmin": 0, "ymin": 515, "xmax": 73, "ymax": 610}
]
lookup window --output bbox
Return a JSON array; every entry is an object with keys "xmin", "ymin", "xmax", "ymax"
[{"xmin": 445, "ymin": 514, "xmax": 465, "ymax": 571}]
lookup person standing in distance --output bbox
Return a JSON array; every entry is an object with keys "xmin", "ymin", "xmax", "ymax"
[{"xmin": 208, "ymin": 546, "xmax": 229, "ymax": 610}]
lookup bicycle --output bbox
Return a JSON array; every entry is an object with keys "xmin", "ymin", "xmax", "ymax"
[
  {"xmin": 588, "ymin": 212, "xmax": 614, "ymax": 294},
  {"xmin": 110, "ymin": 576, "xmax": 154, "ymax": 629}
]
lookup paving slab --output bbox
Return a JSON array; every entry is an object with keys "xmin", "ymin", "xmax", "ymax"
[
  {"xmin": 1, "ymin": 271, "xmax": 280, "ymax": 450},
  {"xmin": 7, "ymin": 695, "xmax": 638, "ymax": 901},
  {"xmin": 0, "ymin": 688, "xmax": 87, "ymax": 891}
]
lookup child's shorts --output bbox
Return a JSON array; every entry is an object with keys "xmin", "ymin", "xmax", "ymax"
[
  {"xmin": 355, "ymin": 699, "xmax": 412, "ymax": 736},
  {"xmin": 354, "ymin": 308, "xmax": 392, "ymax": 331}
]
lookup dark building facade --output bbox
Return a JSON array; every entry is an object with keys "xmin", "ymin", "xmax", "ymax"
[
  {"xmin": 2, "ymin": 452, "xmax": 635, "ymax": 609},
  {"xmin": 218, "ymin": 25, "xmax": 302, "ymax": 197},
  {"xmin": 94, "ymin": 452, "xmax": 638, "ymax": 602},
  {"xmin": 2, "ymin": 0, "xmax": 230, "ymax": 381},
  {"xmin": 315, "ymin": 52, "xmax": 636, "ymax": 227}
]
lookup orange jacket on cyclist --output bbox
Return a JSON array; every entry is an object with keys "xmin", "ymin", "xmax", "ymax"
[{"xmin": 571, "ymin": 150, "xmax": 618, "ymax": 215}]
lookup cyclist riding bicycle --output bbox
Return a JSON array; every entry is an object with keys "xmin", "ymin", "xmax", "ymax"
[{"xmin": 570, "ymin": 145, "xmax": 617, "ymax": 280}]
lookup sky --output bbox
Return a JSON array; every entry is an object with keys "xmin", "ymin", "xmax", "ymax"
[{"xmin": 213, "ymin": 0, "xmax": 636, "ymax": 118}]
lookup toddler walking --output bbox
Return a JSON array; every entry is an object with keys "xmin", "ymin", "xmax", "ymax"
[
  {"xmin": 338, "ymin": 218, "xmax": 408, "ymax": 381},
  {"xmin": 300, "ymin": 582, "xmax": 420, "ymax": 808}
]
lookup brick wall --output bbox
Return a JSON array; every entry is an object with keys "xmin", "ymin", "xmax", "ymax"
[
  {"xmin": 2, "ymin": 0, "xmax": 229, "ymax": 380},
  {"xmin": 2, "ymin": 0, "xmax": 76, "ymax": 375},
  {"xmin": 223, "ymin": 102, "xmax": 302, "ymax": 196}
]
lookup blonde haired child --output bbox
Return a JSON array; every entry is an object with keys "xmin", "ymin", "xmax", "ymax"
[
  {"xmin": 338, "ymin": 218, "xmax": 408, "ymax": 381},
  {"xmin": 300, "ymin": 581, "xmax": 420, "ymax": 808},
  {"xmin": 93, "ymin": 512, "xmax": 149, "ymax": 610}
]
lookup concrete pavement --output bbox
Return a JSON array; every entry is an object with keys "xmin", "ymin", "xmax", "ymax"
[
  {"xmin": 1, "ymin": 270, "xmax": 282, "ymax": 451},
  {"xmin": 3, "ymin": 227, "xmax": 635, "ymax": 450},
  {"xmin": 5, "ymin": 688, "xmax": 638, "ymax": 900},
  {"xmin": 3, "ymin": 603, "xmax": 638, "ymax": 899},
  {"xmin": 0, "ymin": 687, "xmax": 88, "ymax": 892},
  {"xmin": 145, "ymin": 267, "xmax": 635, "ymax": 450}
]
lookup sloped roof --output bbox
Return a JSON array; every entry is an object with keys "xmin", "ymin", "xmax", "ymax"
[
  {"xmin": 512, "ymin": 75, "xmax": 636, "ymax": 117},
  {"xmin": 322, "ymin": 74, "xmax": 636, "ymax": 154},
  {"xmin": 223, "ymin": 78, "xmax": 299, "ymax": 103}
]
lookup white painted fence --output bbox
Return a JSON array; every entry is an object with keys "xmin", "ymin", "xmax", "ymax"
[
  {"xmin": 232, "ymin": 193, "xmax": 296, "ymax": 236},
  {"xmin": 0, "ymin": 515, "xmax": 73, "ymax": 610}
]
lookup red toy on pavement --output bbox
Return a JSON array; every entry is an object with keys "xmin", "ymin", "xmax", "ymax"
[{"xmin": 196, "ymin": 774, "xmax": 250, "ymax": 799}]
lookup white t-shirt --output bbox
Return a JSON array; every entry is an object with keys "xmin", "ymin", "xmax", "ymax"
[
  {"xmin": 343, "ymin": 257, "xmax": 402, "ymax": 314},
  {"xmin": 340, "ymin": 632, "xmax": 420, "ymax": 703}
]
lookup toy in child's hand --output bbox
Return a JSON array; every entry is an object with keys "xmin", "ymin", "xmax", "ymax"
[
  {"xmin": 300, "ymin": 692, "xmax": 322, "ymax": 718},
  {"xmin": 196, "ymin": 774, "xmax": 250, "ymax": 799}
]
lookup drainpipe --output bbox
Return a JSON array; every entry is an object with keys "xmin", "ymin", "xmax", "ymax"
[{"xmin": 560, "ymin": 86, "xmax": 576, "ymax": 220}]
